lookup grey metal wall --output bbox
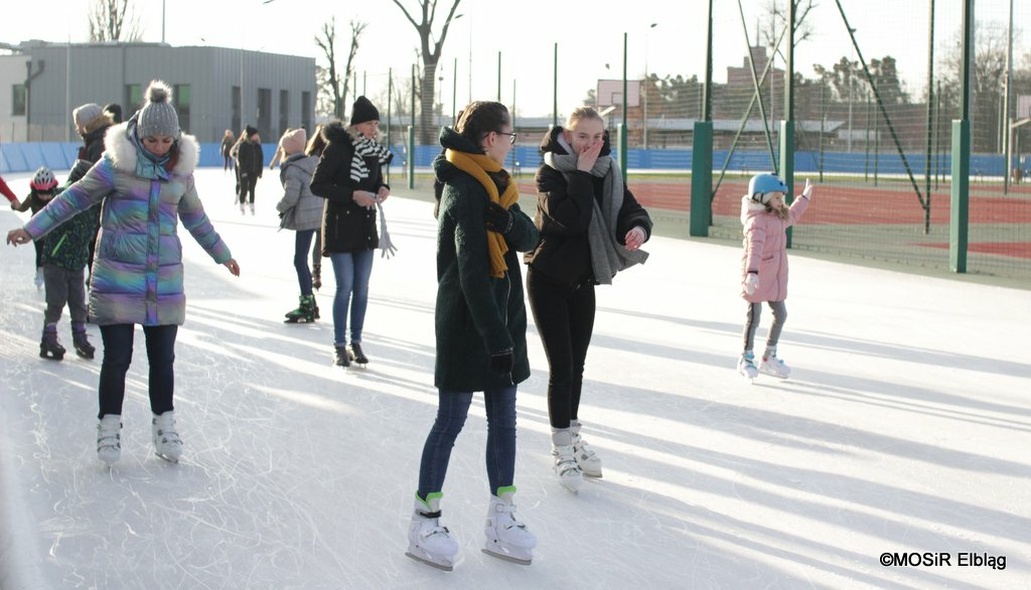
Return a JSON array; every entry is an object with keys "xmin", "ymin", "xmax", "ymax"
[{"xmin": 20, "ymin": 42, "xmax": 315, "ymax": 143}]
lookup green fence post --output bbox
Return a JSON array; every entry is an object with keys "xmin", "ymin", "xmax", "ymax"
[
  {"xmin": 780, "ymin": 120, "xmax": 795, "ymax": 248},
  {"xmin": 950, "ymin": 119, "xmax": 969, "ymax": 273},
  {"xmin": 690, "ymin": 121, "xmax": 712, "ymax": 237},
  {"xmin": 618, "ymin": 122, "xmax": 627, "ymax": 176},
  {"xmin": 407, "ymin": 125, "xmax": 415, "ymax": 190}
]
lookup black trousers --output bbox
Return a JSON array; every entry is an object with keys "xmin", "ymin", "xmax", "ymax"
[
  {"xmin": 238, "ymin": 174, "xmax": 258, "ymax": 204},
  {"xmin": 526, "ymin": 267, "xmax": 596, "ymax": 429},
  {"xmin": 98, "ymin": 324, "xmax": 178, "ymax": 418}
]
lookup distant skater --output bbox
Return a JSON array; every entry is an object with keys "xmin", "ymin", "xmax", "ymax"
[
  {"xmin": 274, "ymin": 128, "xmax": 322, "ymax": 324},
  {"xmin": 737, "ymin": 174, "xmax": 813, "ymax": 382}
]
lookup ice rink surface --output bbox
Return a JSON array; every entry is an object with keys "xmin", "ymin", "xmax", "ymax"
[{"xmin": 1, "ymin": 169, "xmax": 1029, "ymax": 589}]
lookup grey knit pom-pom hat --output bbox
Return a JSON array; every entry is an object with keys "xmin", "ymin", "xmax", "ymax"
[{"xmin": 137, "ymin": 80, "xmax": 180, "ymax": 138}]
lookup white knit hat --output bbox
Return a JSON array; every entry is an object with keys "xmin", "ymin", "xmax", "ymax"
[
  {"xmin": 137, "ymin": 80, "xmax": 180, "ymax": 138},
  {"xmin": 72, "ymin": 103, "xmax": 103, "ymax": 128}
]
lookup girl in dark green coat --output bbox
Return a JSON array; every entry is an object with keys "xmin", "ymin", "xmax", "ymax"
[{"xmin": 406, "ymin": 101, "xmax": 539, "ymax": 571}]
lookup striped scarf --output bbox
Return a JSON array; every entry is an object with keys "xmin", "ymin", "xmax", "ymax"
[
  {"xmin": 350, "ymin": 136, "xmax": 392, "ymax": 183},
  {"xmin": 444, "ymin": 149, "xmax": 519, "ymax": 278}
]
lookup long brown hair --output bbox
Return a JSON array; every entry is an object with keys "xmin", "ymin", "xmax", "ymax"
[
  {"xmin": 455, "ymin": 101, "xmax": 510, "ymax": 153},
  {"xmin": 306, "ymin": 124, "xmax": 327, "ymax": 157}
]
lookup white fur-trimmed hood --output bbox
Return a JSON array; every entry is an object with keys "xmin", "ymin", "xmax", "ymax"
[
  {"xmin": 103, "ymin": 121, "xmax": 199, "ymax": 176},
  {"xmin": 740, "ymin": 195, "xmax": 768, "ymax": 225}
]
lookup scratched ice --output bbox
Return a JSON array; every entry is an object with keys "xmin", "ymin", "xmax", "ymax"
[{"xmin": 1, "ymin": 169, "xmax": 1029, "ymax": 589}]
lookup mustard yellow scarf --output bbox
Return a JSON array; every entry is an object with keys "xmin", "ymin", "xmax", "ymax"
[{"xmin": 445, "ymin": 149, "xmax": 519, "ymax": 278}]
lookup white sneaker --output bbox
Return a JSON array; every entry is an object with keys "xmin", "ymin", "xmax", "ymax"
[
  {"xmin": 406, "ymin": 493, "xmax": 459, "ymax": 571},
  {"xmin": 482, "ymin": 488, "xmax": 536, "ymax": 565},
  {"xmin": 572, "ymin": 431, "xmax": 603, "ymax": 478},
  {"xmin": 152, "ymin": 411, "xmax": 183, "ymax": 462},
  {"xmin": 551, "ymin": 429, "xmax": 583, "ymax": 492},
  {"xmin": 737, "ymin": 352, "xmax": 759, "ymax": 380},
  {"xmin": 97, "ymin": 414, "xmax": 122, "ymax": 464},
  {"xmin": 759, "ymin": 351, "xmax": 791, "ymax": 378}
]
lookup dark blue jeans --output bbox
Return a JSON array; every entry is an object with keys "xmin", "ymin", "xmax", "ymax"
[
  {"xmin": 98, "ymin": 324, "xmax": 178, "ymax": 419},
  {"xmin": 293, "ymin": 229, "xmax": 315, "ymax": 296},
  {"xmin": 417, "ymin": 386, "xmax": 517, "ymax": 499}
]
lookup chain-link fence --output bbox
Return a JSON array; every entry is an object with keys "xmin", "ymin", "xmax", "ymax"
[{"xmin": 345, "ymin": 1, "xmax": 1030, "ymax": 282}]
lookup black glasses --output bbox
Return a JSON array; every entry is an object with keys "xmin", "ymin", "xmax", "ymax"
[{"xmin": 497, "ymin": 131, "xmax": 517, "ymax": 145}]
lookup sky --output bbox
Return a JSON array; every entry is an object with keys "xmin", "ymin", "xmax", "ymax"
[
  {"xmin": 2, "ymin": 167, "xmax": 1031, "ymax": 588},
  {"xmin": 0, "ymin": 0, "xmax": 1028, "ymax": 118}
]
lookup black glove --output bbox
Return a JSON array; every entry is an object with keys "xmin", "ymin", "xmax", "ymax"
[
  {"xmin": 489, "ymin": 349, "xmax": 514, "ymax": 375},
  {"xmin": 484, "ymin": 202, "xmax": 514, "ymax": 234}
]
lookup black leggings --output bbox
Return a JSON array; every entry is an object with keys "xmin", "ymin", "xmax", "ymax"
[
  {"xmin": 238, "ymin": 174, "xmax": 258, "ymax": 204},
  {"xmin": 526, "ymin": 268, "xmax": 595, "ymax": 429}
]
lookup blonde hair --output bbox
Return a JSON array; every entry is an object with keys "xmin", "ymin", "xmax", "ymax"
[{"xmin": 565, "ymin": 106, "xmax": 603, "ymax": 129}]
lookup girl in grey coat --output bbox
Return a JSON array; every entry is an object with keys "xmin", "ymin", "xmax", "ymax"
[{"xmin": 275, "ymin": 127, "xmax": 322, "ymax": 323}]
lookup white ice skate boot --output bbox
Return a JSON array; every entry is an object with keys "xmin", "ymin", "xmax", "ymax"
[
  {"xmin": 551, "ymin": 428, "xmax": 583, "ymax": 492},
  {"xmin": 759, "ymin": 349, "xmax": 791, "ymax": 379},
  {"xmin": 482, "ymin": 487, "xmax": 536, "ymax": 565},
  {"xmin": 406, "ymin": 493, "xmax": 459, "ymax": 571},
  {"xmin": 571, "ymin": 421, "xmax": 603, "ymax": 478},
  {"xmin": 152, "ymin": 411, "xmax": 183, "ymax": 462},
  {"xmin": 97, "ymin": 414, "xmax": 122, "ymax": 465},
  {"xmin": 737, "ymin": 351, "xmax": 759, "ymax": 381}
]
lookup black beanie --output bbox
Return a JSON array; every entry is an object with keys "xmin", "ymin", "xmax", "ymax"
[
  {"xmin": 245, "ymin": 125, "xmax": 259, "ymax": 138},
  {"xmin": 103, "ymin": 103, "xmax": 123, "ymax": 123},
  {"xmin": 350, "ymin": 96, "xmax": 380, "ymax": 126}
]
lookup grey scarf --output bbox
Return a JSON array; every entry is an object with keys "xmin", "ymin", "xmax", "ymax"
[{"xmin": 543, "ymin": 134, "xmax": 648, "ymax": 284}]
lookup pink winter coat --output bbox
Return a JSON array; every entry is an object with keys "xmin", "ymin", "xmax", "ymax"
[{"xmin": 740, "ymin": 195, "xmax": 810, "ymax": 302}]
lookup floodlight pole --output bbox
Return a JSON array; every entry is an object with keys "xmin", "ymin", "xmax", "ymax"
[
  {"xmin": 690, "ymin": 0, "xmax": 714, "ymax": 237},
  {"xmin": 950, "ymin": 0, "xmax": 974, "ymax": 273},
  {"xmin": 780, "ymin": 0, "xmax": 796, "ymax": 248},
  {"xmin": 552, "ymin": 43, "xmax": 558, "ymax": 129},
  {"xmin": 1003, "ymin": 0, "xmax": 1013, "ymax": 194},
  {"xmin": 619, "ymin": 32, "xmax": 628, "ymax": 173},
  {"xmin": 924, "ymin": 0, "xmax": 935, "ymax": 231}
]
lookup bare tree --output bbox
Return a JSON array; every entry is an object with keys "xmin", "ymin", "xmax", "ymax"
[
  {"xmin": 315, "ymin": 19, "xmax": 368, "ymax": 120},
  {"xmin": 315, "ymin": 65, "xmax": 337, "ymax": 117},
  {"xmin": 340, "ymin": 21, "xmax": 369, "ymax": 113},
  {"xmin": 88, "ymin": 0, "xmax": 142, "ymax": 42},
  {"xmin": 940, "ymin": 21, "xmax": 1011, "ymax": 151},
  {"xmin": 390, "ymin": 0, "xmax": 463, "ymax": 144},
  {"xmin": 758, "ymin": 0, "xmax": 817, "ymax": 61},
  {"xmin": 315, "ymin": 19, "xmax": 346, "ymax": 119}
]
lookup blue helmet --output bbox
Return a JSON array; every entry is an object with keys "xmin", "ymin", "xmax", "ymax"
[{"xmin": 748, "ymin": 173, "xmax": 788, "ymax": 204}]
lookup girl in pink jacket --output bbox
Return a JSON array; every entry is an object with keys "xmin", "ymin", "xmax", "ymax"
[{"xmin": 738, "ymin": 174, "xmax": 813, "ymax": 381}]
